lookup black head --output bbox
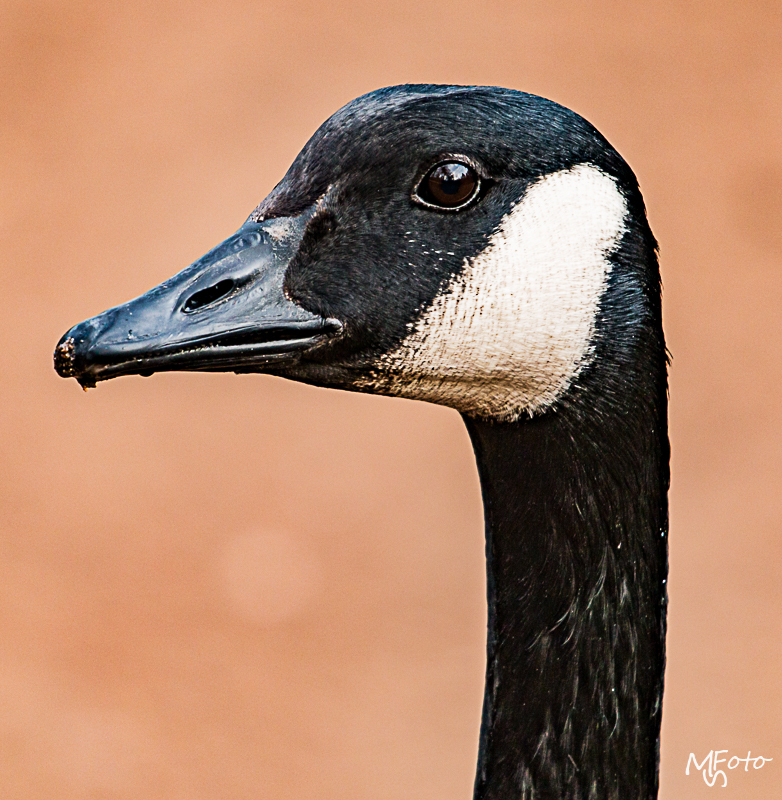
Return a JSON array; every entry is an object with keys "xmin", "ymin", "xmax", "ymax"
[{"xmin": 54, "ymin": 84, "xmax": 658, "ymax": 421}]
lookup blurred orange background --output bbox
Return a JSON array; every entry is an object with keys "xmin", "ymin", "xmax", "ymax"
[{"xmin": 2, "ymin": 1, "xmax": 780, "ymax": 798}]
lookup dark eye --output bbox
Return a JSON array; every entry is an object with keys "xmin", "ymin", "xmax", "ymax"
[{"xmin": 414, "ymin": 161, "xmax": 480, "ymax": 210}]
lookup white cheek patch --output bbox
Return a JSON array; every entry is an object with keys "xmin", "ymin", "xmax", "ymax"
[{"xmin": 363, "ymin": 164, "xmax": 628, "ymax": 421}]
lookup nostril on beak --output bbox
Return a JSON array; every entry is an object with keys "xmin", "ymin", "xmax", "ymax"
[{"xmin": 182, "ymin": 280, "xmax": 235, "ymax": 313}]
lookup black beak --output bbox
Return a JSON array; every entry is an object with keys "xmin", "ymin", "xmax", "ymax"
[{"xmin": 54, "ymin": 211, "xmax": 342, "ymax": 388}]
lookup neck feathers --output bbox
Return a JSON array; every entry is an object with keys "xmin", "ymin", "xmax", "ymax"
[{"xmin": 464, "ymin": 262, "xmax": 669, "ymax": 800}]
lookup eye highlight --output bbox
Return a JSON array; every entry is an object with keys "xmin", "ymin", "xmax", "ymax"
[{"xmin": 414, "ymin": 161, "xmax": 480, "ymax": 211}]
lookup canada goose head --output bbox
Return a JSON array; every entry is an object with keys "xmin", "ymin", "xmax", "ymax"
[
  {"xmin": 54, "ymin": 85, "xmax": 667, "ymax": 800},
  {"xmin": 54, "ymin": 84, "xmax": 653, "ymax": 424}
]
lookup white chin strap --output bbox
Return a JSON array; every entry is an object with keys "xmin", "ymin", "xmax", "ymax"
[{"xmin": 365, "ymin": 163, "xmax": 628, "ymax": 421}]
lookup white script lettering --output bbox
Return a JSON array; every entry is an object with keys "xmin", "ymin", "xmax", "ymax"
[{"xmin": 686, "ymin": 750, "xmax": 772, "ymax": 787}]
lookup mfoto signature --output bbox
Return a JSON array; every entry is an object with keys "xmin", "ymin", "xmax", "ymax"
[{"xmin": 686, "ymin": 750, "xmax": 773, "ymax": 787}]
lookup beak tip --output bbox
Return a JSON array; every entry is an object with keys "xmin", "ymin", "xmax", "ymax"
[
  {"xmin": 53, "ymin": 336, "xmax": 77, "ymax": 379},
  {"xmin": 54, "ymin": 325, "xmax": 99, "ymax": 387}
]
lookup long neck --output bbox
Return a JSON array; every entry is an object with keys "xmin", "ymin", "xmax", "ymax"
[{"xmin": 464, "ymin": 333, "xmax": 669, "ymax": 800}]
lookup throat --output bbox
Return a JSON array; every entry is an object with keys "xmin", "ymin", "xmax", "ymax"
[{"xmin": 463, "ymin": 383, "xmax": 668, "ymax": 800}]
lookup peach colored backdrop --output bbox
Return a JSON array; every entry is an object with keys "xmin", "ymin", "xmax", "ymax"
[{"xmin": 2, "ymin": 1, "xmax": 780, "ymax": 798}]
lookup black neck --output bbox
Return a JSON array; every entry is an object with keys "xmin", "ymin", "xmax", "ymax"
[{"xmin": 463, "ymin": 323, "xmax": 669, "ymax": 800}]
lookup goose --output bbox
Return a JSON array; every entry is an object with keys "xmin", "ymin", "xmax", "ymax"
[{"xmin": 54, "ymin": 84, "xmax": 669, "ymax": 800}]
